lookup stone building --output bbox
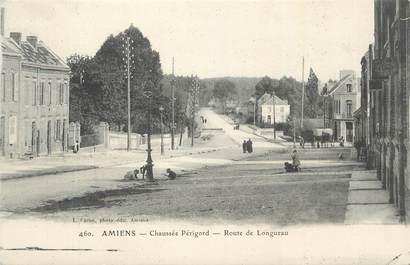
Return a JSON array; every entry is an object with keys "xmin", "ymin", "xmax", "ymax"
[
  {"xmin": 1, "ymin": 11, "xmax": 70, "ymax": 158},
  {"xmin": 328, "ymin": 70, "xmax": 360, "ymax": 143},
  {"xmin": 363, "ymin": 0, "xmax": 409, "ymax": 221}
]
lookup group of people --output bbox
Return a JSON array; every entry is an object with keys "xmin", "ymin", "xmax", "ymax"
[
  {"xmin": 124, "ymin": 167, "xmax": 177, "ymax": 181},
  {"xmin": 200, "ymin": 116, "xmax": 207, "ymax": 124},
  {"xmin": 242, "ymin": 139, "xmax": 253, "ymax": 153}
]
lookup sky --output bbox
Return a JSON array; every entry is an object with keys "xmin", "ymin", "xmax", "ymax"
[{"xmin": 3, "ymin": 0, "xmax": 374, "ymax": 82}]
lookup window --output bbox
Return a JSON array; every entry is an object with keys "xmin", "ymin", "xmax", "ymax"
[
  {"xmin": 55, "ymin": 120, "xmax": 61, "ymax": 140},
  {"xmin": 1, "ymin": 73, "xmax": 5, "ymax": 102},
  {"xmin": 346, "ymin": 84, "xmax": 352, "ymax": 92},
  {"xmin": 346, "ymin": 100, "xmax": 352, "ymax": 117},
  {"xmin": 32, "ymin": 81, "xmax": 37, "ymax": 106},
  {"xmin": 39, "ymin": 82, "xmax": 45, "ymax": 105},
  {"xmin": 8, "ymin": 115, "xmax": 17, "ymax": 145},
  {"xmin": 48, "ymin": 82, "xmax": 52, "ymax": 105},
  {"xmin": 334, "ymin": 100, "xmax": 341, "ymax": 114},
  {"xmin": 58, "ymin": 83, "xmax": 64, "ymax": 105},
  {"xmin": 280, "ymin": 106, "xmax": 284, "ymax": 112},
  {"xmin": 11, "ymin": 73, "xmax": 16, "ymax": 101}
]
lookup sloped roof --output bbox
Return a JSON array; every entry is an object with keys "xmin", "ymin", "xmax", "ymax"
[
  {"xmin": 328, "ymin": 74, "xmax": 351, "ymax": 95},
  {"xmin": 2, "ymin": 37, "xmax": 68, "ymax": 69},
  {"xmin": 258, "ymin": 93, "xmax": 288, "ymax": 106}
]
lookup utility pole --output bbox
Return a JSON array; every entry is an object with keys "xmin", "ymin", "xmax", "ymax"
[
  {"xmin": 293, "ymin": 118, "xmax": 296, "ymax": 148},
  {"xmin": 301, "ymin": 56, "xmax": 305, "ymax": 129},
  {"xmin": 171, "ymin": 57, "xmax": 175, "ymax": 150},
  {"xmin": 121, "ymin": 35, "xmax": 133, "ymax": 152},
  {"xmin": 273, "ymin": 93, "xmax": 276, "ymax": 139},
  {"xmin": 127, "ymin": 39, "xmax": 131, "ymax": 152},
  {"xmin": 190, "ymin": 76, "xmax": 200, "ymax": 147},
  {"xmin": 253, "ymin": 98, "xmax": 256, "ymax": 126},
  {"xmin": 159, "ymin": 106, "xmax": 164, "ymax": 155}
]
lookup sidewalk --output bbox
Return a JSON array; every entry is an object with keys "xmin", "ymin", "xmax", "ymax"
[
  {"xmin": 344, "ymin": 170, "xmax": 401, "ymax": 224},
  {"xmin": 0, "ymin": 145, "xmax": 228, "ymax": 181}
]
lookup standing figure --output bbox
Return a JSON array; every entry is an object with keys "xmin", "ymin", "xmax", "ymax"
[
  {"xmin": 300, "ymin": 136, "xmax": 305, "ymax": 149},
  {"xmin": 73, "ymin": 140, "xmax": 80, "ymax": 154},
  {"xmin": 246, "ymin": 139, "xmax": 253, "ymax": 153},
  {"xmin": 291, "ymin": 149, "xmax": 301, "ymax": 171},
  {"xmin": 242, "ymin": 140, "xmax": 247, "ymax": 153}
]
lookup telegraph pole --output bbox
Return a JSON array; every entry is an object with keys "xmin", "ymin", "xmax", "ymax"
[
  {"xmin": 273, "ymin": 93, "xmax": 276, "ymax": 139},
  {"xmin": 127, "ymin": 38, "xmax": 131, "ymax": 152},
  {"xmin": 121, "ymin": 35, "xmax": 133, "ymax": 152},
  {"xmin": 171, "ymin": 57, "xmax": 175, "ymax": 150},
  {"xmin": 190, "ymin": 76, "xmax": 200, "ymax": 147},
  {"xmin": 301, "ymin": 56, "xmax": 305, "ymax": 129}
]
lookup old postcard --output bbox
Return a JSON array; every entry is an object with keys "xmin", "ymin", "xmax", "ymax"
[{"xmin": 1, "ymin": 0, "xmax": 410, "ymax": 264}]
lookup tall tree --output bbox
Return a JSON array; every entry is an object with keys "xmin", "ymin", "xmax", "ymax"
[
  {"xmin": 91, "ymin": 25, "xmax": 163, "ymax": 133},
  {"xmin": 304, "ymin": 68, "xmax": 320, "ymax": 118},
  {"xmin": 212, "ymin": 79, "xmax": 237, "ymax": 113}
]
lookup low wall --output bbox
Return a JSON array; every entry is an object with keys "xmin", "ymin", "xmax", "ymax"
[{"xmin": 108, "ymin": 132, "xmax": 143, "ymax": 150}]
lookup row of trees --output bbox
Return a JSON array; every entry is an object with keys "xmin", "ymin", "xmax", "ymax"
[{"xmin": 68, "ymin": 25, "xmax": 192, "ymax": 135}]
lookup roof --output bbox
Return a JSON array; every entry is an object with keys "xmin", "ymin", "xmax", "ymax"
[
  {"xmin": 328, "ymin": 74, "xmax": 352, "ymax": 95},
  {"xmin": 258, "ymin": 93, "xmax": 288, "ymax": 106},
  {"xmin": 2, "ymin": 36, "xmax": 69, "ymax": 69}
]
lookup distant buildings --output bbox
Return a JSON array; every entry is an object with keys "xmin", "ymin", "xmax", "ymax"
[
  {"xmin": 327, "ymin": 70, "xmax": 360, "ymax": 143},
  {"xmin": 257, "ymin": 93, "xmax": 290, "ymax": 124},
  {"xmin": 356, "ymin": 0, "xmax": 409, "ymax": 221},
  {"xmin": 1, "ymin": 7, "xmax": 70, "ymax": 158}
]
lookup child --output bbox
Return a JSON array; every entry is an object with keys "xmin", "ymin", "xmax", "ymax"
[{"xmin": 166, "ymin": 168, "xmax": 177, "ymax": 180}]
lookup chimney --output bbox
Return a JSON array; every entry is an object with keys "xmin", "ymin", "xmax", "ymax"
[
  {"xmin": 27, "ymin": 36, "xmax": 38, "ymax": 49},
  {"xmin": 1, "ymin": 7, "xmax": 4, "ymax": 37},
  {"xmin": 10, "ymin": 32, "xmax": 22, "ymax": 45}
]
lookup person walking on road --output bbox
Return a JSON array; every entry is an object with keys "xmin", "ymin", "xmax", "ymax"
[
  {"xmin": 246, "ymin": 139, "xmax": 253, "ymax": 153},
  {"xmin": 291, "ymin": 149, "xmax": 301, "ymax": 171},
  {"xmin": 242, "ymin": 140, "xmax": 247, "ymax": 153}
]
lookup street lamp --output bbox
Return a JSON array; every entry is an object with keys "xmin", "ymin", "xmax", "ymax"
[
  {"xmin": 143, "ymin": 90, "xmax": 154, "ymax": 181},
  {"xmin": 159, "ymin": 105, "xmax": 164, "ymax": 155}
]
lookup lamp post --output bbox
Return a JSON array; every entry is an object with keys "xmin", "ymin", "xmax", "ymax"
[
  {"xmin": 143, "ymin": 90, "xmax": 154, "ymax": 181},
  {"xmin": 159, "ymin": 105, "xmax": 164, "ymax": 155}
]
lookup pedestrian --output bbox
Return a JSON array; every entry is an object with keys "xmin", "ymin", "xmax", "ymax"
[
  {"xmin": 165, "ymin": 168, "xmax": 177, "ymax": 180},
  {"xmin": 242, "ymin": 140, "xmax": 247, "ymax": 153},
  {"xmin": 204, "ymin": 118, "xmax": 207, "ymax": 124},
  {"xmin": 246, "ymin": 139, "xmax": 253, "ymax": 153},
  {"xmin": 291, "ymin": 149, "xmax": 301, "ymax": 171},
  {"xmin": 300, "ymin": 136, "xmax": 305, "ymax": 149},
  {"xmin": 73, "ymin": 140, "xmax": 80, "ymax": 153}
]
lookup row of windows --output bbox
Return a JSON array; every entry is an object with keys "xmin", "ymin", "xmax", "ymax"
[
  {"xmin": 333, "ymin": 100, "xmax": 353, "ymax": 116},
  {"xmin": 26, "ymin": 79, "xmax": 68, "ymax": 106},
  {"xmin": 0, "ymin": 72, "xmax": 68, "ymax": 105}
]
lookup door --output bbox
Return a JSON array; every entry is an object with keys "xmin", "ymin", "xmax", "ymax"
[
  {"xmin": 31, "ymin": 122, "xmax": 36, "ymax": 154},
  {"xmin": 0, "ymin": 117, "xmax": 5, "ymax": 156},
  {"xmin": 47, "ymin": 120, "xmax": 51, "ymax": 155}
]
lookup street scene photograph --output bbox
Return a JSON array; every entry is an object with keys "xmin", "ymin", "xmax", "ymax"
[{"xmin": 0, "ymin": 0, "xmax": 410, "ymax": 264}]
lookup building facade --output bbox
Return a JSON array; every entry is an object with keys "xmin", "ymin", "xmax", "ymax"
[
  {"xmin": 360, "ymin": 0, "xmax": 409, "ymax": 221},
  {"xmin": 328, "ymin": 70, "xmax": 360, "ymax": 143},
  {"xmin": 1, "ymin": 31, "xmax": 70, "ymax": 158},
  {"xmin": 257, "ymin": 93, "xmax": 290, "ymax": 124}
]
